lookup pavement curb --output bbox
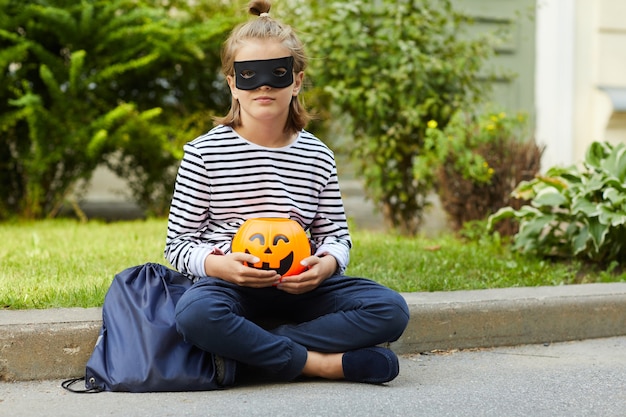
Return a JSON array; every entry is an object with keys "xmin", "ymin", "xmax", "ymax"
[
  {"xmin": 392, "ymin": 283, "xmax": 626, "ymax": 354},
  {"xmin": 2, "ymin": 283, "xmax": 626, "ymax": 382}
]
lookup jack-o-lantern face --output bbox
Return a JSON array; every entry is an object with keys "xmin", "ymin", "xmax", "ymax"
[{"xmin": 231, "ymin": 218, "xmax": 311, "ymax": 276}]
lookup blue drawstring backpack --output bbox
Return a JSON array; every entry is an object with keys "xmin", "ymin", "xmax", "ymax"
[{"xmin": 63, "ymin": 263, "xmax": 227, "ymax": 392}]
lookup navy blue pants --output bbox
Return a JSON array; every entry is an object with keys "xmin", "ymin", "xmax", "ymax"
[{"xmin": 174, "ymin": 275, "xmax": 410, "ymax": 381}]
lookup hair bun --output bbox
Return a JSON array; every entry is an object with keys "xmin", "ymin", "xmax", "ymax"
[{"xmin": 249, "ymin": 0, "xmax": 271, "ymax": 16}]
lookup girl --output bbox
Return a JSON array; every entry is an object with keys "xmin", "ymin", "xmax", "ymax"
[{"xmin": 165, "ymin": 0, "xmax": 410, "ymax": 387}]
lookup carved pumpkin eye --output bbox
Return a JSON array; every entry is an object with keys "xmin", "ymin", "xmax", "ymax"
[
  {"xmin": 273, "ymin": 234, "xmax": 289, "ymax": 245},
  {"xmin": 249, "ymin": 233, "xmax": 265, "ymax": 245},
  {"xmin": 231, "ymin": 218, "xmax": 311, "ymax": 277}
]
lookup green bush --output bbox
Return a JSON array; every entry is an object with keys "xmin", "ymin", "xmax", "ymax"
[
  {"xmin": 288, "ymin": 0, "xmax": 500, "ymax": 235},
  {"xmin": 421, "ymin": 110, "xmax": 543, "ymax": 233},
  {"xmin": 489, "ymin": 141, "xmax": 626, "ymax": 263},
  {"xmin": 0, "ymin": 0, "xmax": 239, "ymax": 219}
]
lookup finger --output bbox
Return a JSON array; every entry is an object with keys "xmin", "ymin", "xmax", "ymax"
[
  {"xmin": 245, "ymin": 266, "xmax": 282, "ymax": 284},
  {"xmin": 277, "ymin": 281, "xmax": 312, "ymax": 295},
  {"xmin": 234, "ymin": 272, "xmax": 281, "ymax": 288},
  {"xmin": 299, "ymin": 255, "xmax": 319, "ymax": 268},
  {"xmin": 276, "ymin": 272, "xmax": 302, "ymax": 285},
  {"xmin": 277, "ymin": 273, "xmax": 315, "ymax": 291},
  {"xmin": 232, "ymin": 255, "xmax": 281, "ymax": 278},
  {"xmin": 230, "ymin": 252, "xmax": 261, "ymax": 265}
]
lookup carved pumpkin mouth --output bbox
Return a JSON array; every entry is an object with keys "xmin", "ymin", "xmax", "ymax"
[{"xmin": 245, "ymin": 250, "xmax": 294, "ymax": 276}]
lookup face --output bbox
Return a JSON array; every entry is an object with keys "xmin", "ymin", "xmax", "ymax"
[{"xmin": 227, "ymin": 39, "xmax": 303, "ymax": 126}]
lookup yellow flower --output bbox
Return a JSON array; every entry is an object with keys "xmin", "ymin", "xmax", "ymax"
[
  {"xmin": 427, "ymin": 120, "xmax": 438, "ymax": 129},
  {"xmin": 486, "ymin": 124, "xmax": 495, "ymax": 131},
  {"xmin": 488, "ymin": 168, "xmax": 495, "ymax": 175},
  {"xmin": 498, "ymin": 112, "xmax": 506, "ymax": 119},
  {"xmin": 482, "ymin": 161, "xmax": 489, "ymax": 168}
]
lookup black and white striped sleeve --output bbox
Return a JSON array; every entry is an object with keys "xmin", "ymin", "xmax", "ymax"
[{"xmin": 164, "ymin": 142, "xmax": 215, "ymax": 277}]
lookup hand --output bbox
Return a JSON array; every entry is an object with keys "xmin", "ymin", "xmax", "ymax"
[
  {"xmin": 276, "ymin": 255, "xmax": 338, "ymax": 295},
  {"xmin": 204, "ymin": 252, "xmax": 281, "ymax": 288}
]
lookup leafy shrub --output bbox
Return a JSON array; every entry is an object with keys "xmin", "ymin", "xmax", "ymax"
[
  {"xmin": 289, "ymin": 0, "xmax": 500, "ymax": 235},
  {"xmin": 0, "ymin": 0, "xmax": 238, "ymax": 219},
  {"xmin": 420, "ymin": 111, "xmax": 543, "ymax": 234},
  {"xmin": 488, "ymin": 141, "xmax": 626, "ymax": 263}
]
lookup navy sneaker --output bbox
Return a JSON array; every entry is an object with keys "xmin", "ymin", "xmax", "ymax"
[{"xmin": 342, "ymin": 347, "xmax": 400, "ymax": 384}]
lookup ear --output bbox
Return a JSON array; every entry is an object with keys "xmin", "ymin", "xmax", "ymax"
[
  {"xmin": 227, "ymin": 75, "xmax": 238, "ymax": 99},
  {"xmin": 292, "ymin": 71, "xmax": 304, "ymax": 97}
]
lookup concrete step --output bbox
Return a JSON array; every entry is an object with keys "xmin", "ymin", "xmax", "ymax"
[{"xmin": 2, "ymin": 283, "xmax": 626, "ymax": 382}]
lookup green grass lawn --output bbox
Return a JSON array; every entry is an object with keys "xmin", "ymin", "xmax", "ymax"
[
  {"xmin": 0, "ymin": 219, "xmax": 167, "ymax": 309},
  {"xmin": 1, "ymin": 219, "xmax": 624, "ymax": 309}
]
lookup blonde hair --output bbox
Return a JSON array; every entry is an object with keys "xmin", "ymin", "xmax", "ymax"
[{"xmin": 214, "ymin": 0, "xmax": 311, "ymax": 134}]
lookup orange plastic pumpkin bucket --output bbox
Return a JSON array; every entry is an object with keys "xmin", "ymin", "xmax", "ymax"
[{"xmin": 231, "ymin": 218, "xmax": 311, "ymax": 276}]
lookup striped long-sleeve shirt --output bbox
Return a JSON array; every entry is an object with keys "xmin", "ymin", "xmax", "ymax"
[{"xmin": 164, "ymin": 125, "xmax": 352, "ymax": 279}]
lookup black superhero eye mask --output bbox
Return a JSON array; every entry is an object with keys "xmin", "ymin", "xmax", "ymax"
[{"xmin": 234, "ymin": 56, "xmax": 294, "ymax": 90}]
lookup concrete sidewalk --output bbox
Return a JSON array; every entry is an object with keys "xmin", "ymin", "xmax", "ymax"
[
  {"xmin": 3, "ymin": 337, "xmax": 626, "ymax": 417},
  {"xmin": 2, "ymin": 282, "xmax": 626, "ymax": 382}
]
